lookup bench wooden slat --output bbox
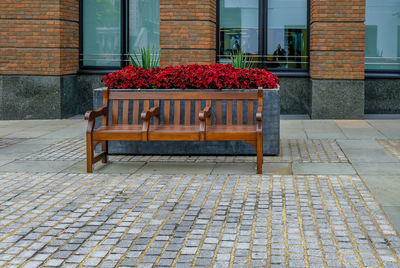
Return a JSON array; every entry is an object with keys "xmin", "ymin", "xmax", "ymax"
[
  {"xmin": 174, "ymin": 100, "xmax": 180, "ymax": 125},
  {"xmin": 216, "ymin": 100, "xmax": 222, "ymax": 124},
  {"xmin": 112, "ymin": 100, "xmax": 119, "ymax": 124},
  {"xmin": 109, "ymin": 91, "xmax": 258, "ymax": 100},
  {"xmin": 122, "ymin": 100, "xmax": 129, "ymax": 124},
  {"xmin": 226, "ymin": 100, "xmax": 232, "ymax": 125},
  {"xmin": 164, "ymin": 100, "xmax": 170, "ymax": 124},
  {"xmin": 248, "ymin": 100, "xmax": 254, "ymax": 125},
  {"xmin": 154, "ymin": 100, "xmax": 160, "ymax": 124},
  {"xmin": 185, "ymin": 100, "xmax": 191, "ymax": 125},
  {"xmin": 195, "ymin": 100, "xmax": 200, "ymax": 125},
  {"xmin": 132, "ymin": 100, "xmax": 139, "ymax": 124},
  {"xmin": 237, "ymin": 100, "xmax": 243, "ymax": 125}
]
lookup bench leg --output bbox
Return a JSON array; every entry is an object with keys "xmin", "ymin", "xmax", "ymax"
[
  {"xmin": 101, "ymin": 141, "xmax": 108, "ymax": 163},
  {"xmin": 86, "ymin": 133, "xmax": 94, "ymax": 173},
  {"xmin": 256, "ymin": 132, "xmax": 263, "ymax": 174}
]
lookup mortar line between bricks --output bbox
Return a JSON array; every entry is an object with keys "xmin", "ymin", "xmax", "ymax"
[
  {"xmin": 0, "ymin": 172, "xmax": 90, "ymax": 242},
  {"xmin": 327, "ymin": 140, "xmax": 341, "ymax": 162},
  {"xmin": 292, "ymin": 176, "xmax": 310, "ymax": 267},
  {"xmin": 229, "ymin": 174, "xmax": 251, "ymax": 268},
  {"xmin": 297, "ymin": 139, "xmax": 307, "ymax": 162},
  {"xmin": 347, "ymin": 176, "xmax": 400, "ymax": 264},
  {"xmin": 314, "ymin": 176, "xmax": 345, "ymax": 265},
  {"xmin": 301, "ymin": 139, "xmax": 312, "ymax": 163},
  {"xmin": 304, "ymin": 176, "xmax": 328, "ymax": 266},
  {"xmin": 326, "ymin": 176, "xmax": 366, "ymax": 266},
  {"xmin": 16, "ymin": 173, "xmax": 127, "ymax": 266},
  {"xmin": 134, "ymin": 174, "xmax": 207, "ymax": 266},
  {"xmin": 266, "ymin": 175, "xmax": 273, "ymax": 266},
  {"xmin": 188, "ymin": 175, "xmax": 230, "ymax": 267},
  {"xmin": 208, "ymin": 175, "xmax": 240, "ymax": 267},
  {"xmin": 311, "ymin": 139, "xmax": 323, "ymax": 162},
  {"xmin": 248, "ymin": 175, "xmax": 261, "ymax": 266},
  {"xmin": 152, "ymin": 174, "xmax": 218, "ymax": 267},
  {"xmin": 78, "ymin": 174, "xmax": 169, "ymax": 267},
  {"xmin": 0, "ymin": 173, "xmax": 59, "ymax": 209},
  {"xmin": 282, "ymin": 175, "xmax": 290, "ymax": 266},
  {"xmin": 288, "ymin": 140, "xmax": 294, "ymax": 163},
  {"xmin": 335, "ymin": 176, "xmax": 385, "ymax": 266},
  {"xmin": 41, "ymin": 174, "xmax": 144, "ymax": 265},
  {"xmin": 116, "ymin": 174, "xmax": 192, "ymax": 266}
]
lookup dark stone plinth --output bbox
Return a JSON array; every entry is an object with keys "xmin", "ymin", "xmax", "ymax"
[
  {"xmin": 93, "ymin": 88, "xmax": 280, "ymax": 155},
  {"xmin": 311, "ymin": 79, "xmax": 364, "ymax": 119},
  {"xmin": 365, "ymin": 78, "xmax": 400, "ymax": 114},
  {"xmin": 279, "ymin": 77, "xmax": 310, "ymax": 115}
]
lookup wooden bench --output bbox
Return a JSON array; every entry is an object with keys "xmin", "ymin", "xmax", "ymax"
[{"xmin": 85, "ymin": 89, "xmax": 264, "ymax": 173}]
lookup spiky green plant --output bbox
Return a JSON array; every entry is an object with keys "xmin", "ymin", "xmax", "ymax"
[
  {"xmin": 230, "ymin": 50, "xmax": 256, "ymax": 69},
  {"xmin": 129, "ymin": 47, "xmax": 160, "ymax": 69}
]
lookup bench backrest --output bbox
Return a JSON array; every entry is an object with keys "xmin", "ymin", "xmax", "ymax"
[{"xmin": 103, "ymin": 90, "xmax": 263, "ymax": 126}]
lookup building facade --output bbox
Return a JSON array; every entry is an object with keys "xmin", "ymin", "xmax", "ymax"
[{"xmin": 0, "ymin": 0, "xmax": 399, "ymax": 119}]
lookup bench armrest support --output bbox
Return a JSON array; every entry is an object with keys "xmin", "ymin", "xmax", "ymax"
[
  {"xmin": 85, "ymin": 106, "xmax": 108, "ymax": 133},
  {"xmin": 199, "ymin": 106, "xmax": 212, "ymax": 121},
  {"xmin": 141, "ymin": 106, "xmax": 160, "ymax": 121}
]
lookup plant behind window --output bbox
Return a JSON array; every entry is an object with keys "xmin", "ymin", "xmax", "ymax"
[{"xmin": 230, "ymin": 50, "xmax": 256, "ymax": 69}]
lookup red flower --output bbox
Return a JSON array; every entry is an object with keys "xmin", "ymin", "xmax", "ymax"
[{"xmin": 101, "ymin": 64, "xmax": 279, "ymax": 90}]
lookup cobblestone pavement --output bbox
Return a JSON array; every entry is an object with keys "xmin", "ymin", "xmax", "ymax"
[
  {"xmin": 21, "ymin": 138, "xmax": 348, "ymax": 163},
  {"xmin": 377, "ymin": 139, "xmax": 400, "ymax": 162},
  {"xmin": 0, "ymin": 173, "xmax": 398, "ymax": 267}
]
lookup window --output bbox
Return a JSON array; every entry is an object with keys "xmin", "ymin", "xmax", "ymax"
[
  {"xmin": 365, "ymin": 0, "xmax": 400, "ymax": 71},
  {"xmin": 218, "ymin": 0, "xmax": 308, "ymax": 70},
  {"xmin": 81, "ymin": 0, "xmax": 160, "ymax": 69}
]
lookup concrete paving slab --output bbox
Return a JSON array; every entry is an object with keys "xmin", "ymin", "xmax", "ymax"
[
  {"xmin": 3, "ymin": 129, "xmax": 52, "ymax": 139},
  {"xmin": 262, "ymin": 163, "xmax": 292, "ymax": 174},
  {"xmin": 352, "ymin": 163, "xmax": 400, "ymax": 176},
  {"xmin": 340, "ymin": 128, "xmax": 386, "ymax": 139},
  {"xmin": 367, "ymin": 120, "xmax": 400, "ymax": 139},
  {"xmin": 64, "ymin": 161, "xmax": 145, "ymax": 174},
  {"xmin": 337, "ymin": 140, "xmax": 398, "ymax": 163},
  {"xmin": 0, "ymin": 143, "xmax": 49, "ymax": 154},
  {"xmin": 361, "ymin": 176, "xmax": 400, "ymax": 206},
  {"xmin": 40, "ymin": 128, "xmax": 85, "ymax": 139},
  {"xmin": 211, "ymin": 163, "xmax": 257, "ymax": 174},
  {"xmin": 0, "ymin": 159, "xmax": 13, "ymax": 167},
  {"xmin": 292, "ymin": 163, "xmax": 356, "ymax": 175},
  {"xmin": 17, "ymin": 138, "xmax": 65, "ymax": 145},
  {"xmin": 0, "ymin": 160, "xmax": 78, "ymax": 173},
  {"xmin": 136, "ymin": 162, "xmax": 215, "ymax": 175},
  {"xmin": 381, "ymin": 206, "xmax": 400, "ymax": 233},
  {"xmin": 335, "ymin": 120, "xmax": 373, "ymax": 129}
]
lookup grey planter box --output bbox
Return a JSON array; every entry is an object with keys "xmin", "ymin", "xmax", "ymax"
[{"xmin": 93, "ymin": 87, "xmax": 280, "ymax": 155}]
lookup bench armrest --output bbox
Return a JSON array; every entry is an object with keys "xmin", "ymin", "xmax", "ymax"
[
  {"xmin": 85, "ymin": 106, "xmax": 108, "ymax": 134},
  {"xmin": 141, "ymin": 106, "xmax": 160, "ymax": 121},
  {"xmin": 256, "ymin": 107, "xmax": 263, "ymax": 121},
  {"xmin": 199, "ymin": 106, "xmax": 212, "ymax": 121},
  {"xmin": 85, "ymin": 106, "xmax": 108, "ymax": 121}
]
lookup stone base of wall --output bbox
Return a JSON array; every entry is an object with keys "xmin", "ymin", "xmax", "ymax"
[
  {"xmin": 311, "ymin": 79, "xmax": 365, "ymax": 119},
  {"xmin": 0, "ymin": 74, "xmax": 104, "ymax": 120},
  {"xmin": 365, "ymin": 79, "xmax": 400, "ymax": 114}
]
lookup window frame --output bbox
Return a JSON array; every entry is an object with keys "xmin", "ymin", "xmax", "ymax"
[
  {"xmin": 216, "ymin": 0, "xmax": 311, "ymax": 75},
  {"xmin": 79, "ymin": 0, "xmax": 130, "ymax": 73}
]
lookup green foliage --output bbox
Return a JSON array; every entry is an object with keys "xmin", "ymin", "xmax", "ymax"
[
  {"xmin": 230, "ymin": 50, "xmax": 256, "ymax": 69},
  {"xmin": 129, "ymin": 47, "xmax": 160, "ymax": 69}
]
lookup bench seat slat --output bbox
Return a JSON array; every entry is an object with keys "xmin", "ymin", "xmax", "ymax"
[
  {"xmin": 94, "ymin": 125, "xmax": 142, "ymax": 140},
  {"xmin": 205, "ymin": 125, "xmax": 257, "ymax": 141},
  {"xmin": 148, "ymin": 125, "xmax": 199, "ymax": 141}
]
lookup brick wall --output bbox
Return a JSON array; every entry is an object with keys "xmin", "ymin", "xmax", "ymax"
[
  {"xmin": 160, "ymin": 0, "xmax": 217, "ymax": 66},
  {"xmin": 0, "ymin": 0, "xmax": 79, "ymax": 76},
  {"xmin": 310, "ymin": 0, "xmax": 365, "ymax": 80}
]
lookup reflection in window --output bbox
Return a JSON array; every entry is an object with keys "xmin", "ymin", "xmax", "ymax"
[
  {"xmin": 218, "ymin": 0, "xmax": 308, "ymax": 70},
  {"xmin": 218, "ymin": 0, "xmax": 259, "ymax": 64},
  {"xmin": 129, "ymin": 0, "xmax": 160, "ymax": 52},
  {"xmin": 365, "ymin": 0, "xmax": 400, "ymax": 71},
  {"xmin": 83, "ymin": 0, "xmax": 121, "ymax": 67},
  {"xmin": 266, "ymin": 0, "xmax": 308, "ymax": 69}
]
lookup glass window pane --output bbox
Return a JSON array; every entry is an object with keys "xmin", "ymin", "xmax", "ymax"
[
  {"xmin": 365, "ymin": 0, "xmax": 400, "ymax": 71},
  {"xmin": 267, "ymin": 0, "xmax": 308, "ymax": 69},
  {"xmin": 218, "ymin": 0, "xmax": 259, "ymax": 63},
  {"xmin": 83, "ymin": 0, "xmax": 121, "ymax": 67},
  {"xmin": 129, "ymin": 0, "xmax": 160, "ymax": 53}
]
